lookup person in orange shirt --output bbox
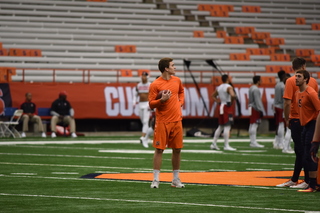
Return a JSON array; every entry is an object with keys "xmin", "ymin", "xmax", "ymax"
[
  {"xmin": 294, "ymin": 70, "xmax": 320, "ymax": 192},
  {"xmin": 277, "ymin": 57, "xmax": 319, "ymax": 188},
  {"xmin": 148, "ymin": 57, "xmax": 185, "ymax": 189}
]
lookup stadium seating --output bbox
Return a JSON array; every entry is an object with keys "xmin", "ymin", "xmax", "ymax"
[{"xmin": 0, "ymin": 0, "xmax": 319, "ymax": 84}]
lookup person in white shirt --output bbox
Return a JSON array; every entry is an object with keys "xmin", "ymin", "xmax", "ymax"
[
  {"xmin": 210, "ymin": 74, "xmax": 237, "ymax": 151},
  {"xmin": 133, "ymin": 72, "xmax": 152, "ymax": 148}
]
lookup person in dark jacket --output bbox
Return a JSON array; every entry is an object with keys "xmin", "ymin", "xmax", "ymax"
[
  {"xmin": 20, "ymin": 92, "xmax": 46, "ymax": 138},
  {"xmin": 50, "ymin": 91, "xmax": 77, "ymax": 138}
]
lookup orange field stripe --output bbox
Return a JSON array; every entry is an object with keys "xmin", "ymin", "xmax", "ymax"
[{"xmin": 95, "ymin": 171, "xmax": 295, "ymax": 186}]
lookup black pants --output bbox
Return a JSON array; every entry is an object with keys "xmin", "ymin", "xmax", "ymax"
[
  {"xmin": 302, "ymin": 120, "xmax": 318, "ymax": 182},
  {"xmin": 290, "ymin": 119, "xmax": 309, "ymax": 183}
]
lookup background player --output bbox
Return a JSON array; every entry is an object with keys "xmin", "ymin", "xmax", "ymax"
[{"xmin": 133, "ymin": 71, "xmax": 151, "ymax": 148}]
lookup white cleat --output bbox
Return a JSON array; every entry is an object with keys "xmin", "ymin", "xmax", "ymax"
[
  {"xmin": 41, "ymin": 132, "xmax": 47, "ymax": 138},
  {"xmin": 21, "ymin": 132, "xmax": 26, "ymax": 138},
  {"xmin": 150, "ymin": 180, "xmax": 159, "ymax": 188},
  {"xmin": 210, "ymin": 143, "xmax": 220, "ymax": 150},
  {"xmin": 171, "ymin": 178, "xmax": 185, "ymax": 188},
  {"xmin": 71, "ymin": 132, "xmax": 77, "ymax": 138},
  {"xmin": 250, "ymin": 142, "xmax": 264, "ymax": 148},
  {"xmin": 51, "ymin": 132, "xmax": 57, "ymax": 138},
  {"xmin": 224, "ymin": 146, "xmax": 237, "ymax": 151},
  {"xmin": 141, "ymin": 137, "xmax": 149, "ymax": 148}
]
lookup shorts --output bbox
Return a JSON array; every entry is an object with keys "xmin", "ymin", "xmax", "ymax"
[
  {"xmin": 274, "ymin": 107, "xmax": 284, "ymax": 126},
  {"xmin": 218, "ymin": 104, "xmax": 233, "ymax": 125},
  {"xmin": 250, "ymin": 107, "xmax": 262, "ymax": 124},
  {"xmin": 153, "ymin": 120, "xmax": 183, "ymax": 150}
]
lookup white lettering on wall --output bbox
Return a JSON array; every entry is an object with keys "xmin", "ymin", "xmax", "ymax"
[
  {"xmin": 265, "ymin": 88, "xmax": 275, "ymax": 116},
  {"xmin": 104, "ymin": 85, "xmax": 276, "ymax": 118}
]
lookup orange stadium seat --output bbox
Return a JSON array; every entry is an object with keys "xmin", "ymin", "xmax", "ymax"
[
  {"xmin": 138, "ymin": 69, "xmax": 150, "ymax": 76},
  {"xmin": 216, "ymin": 31, "xmax": 227, "ymax": 38},
  {"xmin": 0, "ymin": 48, "xmax": 8, "ymax": 56},
  {"xmin": 212, "ymin": 76, "xmax": 222, "ymax": 85},
  {"xmin": 29, "ymin": 49, "xmax": 42, "ymax": 57},
  {"xmin": 124, "ymin": 45, "xmax": 136, "ymax": 53},
  {"xmin": 296, "ymin": 49, "xmax": 315, "ymax": 57},
  {"xmin": 296, "ymin": 17, "xmax": 306, "ymax": 25},
  {"xmin": 311, "ymin": 23, "xmax": 320, "ymax": 30},
  {"xmin": 265, "ymin": 38, "xmax": 285, "ymax": 48},
  {"xmin": 120, "ymin": 69, "xmax": 132, "ymax": 77},
  {"xmin": 261, "ymin": 76, "xmax": 276, "ymax": 86},
  {"xmin": 198, "ymin": 4, "xmax": 211, "ymax": 11},
  {"xmin": 251, "ymin": 32, "xmax": 270, "ymax": 44},
  {"xmin": 229, "ymin": 53, "xmax": 250, "ymax": 60},
  {"xmin": 0, "ymin": 42, "xmax": 2, "ymax": 48},
  {"xmin": 270, "ymin": 54, "xmax": 291, "ymax": 61},
  {"xmin": 0, "ymin": 67, "xmax": 16, "ymax": 82},
  {"xmin": 235, "ymin": 27, "xmax": 255, "ymax": 38},
  {"xmin": 242, "ymin": 6, "xmax": 261, "ymax": 13},
  {"xmin": 9, "ymin": 48, "xmax": 23, "ymax": 56},
  {"xmin": 311, "ymin": 55, "xmax": 320, "ymax": 66},
  {"xmin": 193, "ymin": 31, "xmax": 204, "ymax": 37},
  {"xmin": 265, "ymin": 65, "xmax": 293, "ymax": 73},
  {"xmin": 114, "ymin": 45, "xmax": 126, "ymax": 53},
  {"xmin": 210, "ymin": 10, "xmax": 229, "ymax": 17},
  {"xmin": 21, "ymin": 49, "xmax": 30, "ymax": 57},
  {"xmin": 224, "ymin": 36, "xmax": 244, "ymax": 44},
  {"xmin": 247, "ymin": 48, "xmax": 275, "ymax": 55}
]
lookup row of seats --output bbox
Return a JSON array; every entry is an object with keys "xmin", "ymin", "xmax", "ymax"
[{"xmin": 0, "ymin": 0, "xmax": 319, "ymax": 84}]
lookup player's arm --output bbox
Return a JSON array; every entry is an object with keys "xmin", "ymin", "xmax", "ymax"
[
  {"xmin": 227, "ymin": 86, "xmax": 237, "ymax": 103},
  {"xmin": 132, "ymin": 86, "xmax": 138, "ymax": 107},
  {"xmin": 211, "ymin": 90, "xmax": 220, "ymax": 103},
  {"xmin": 283, "ymin": 98, "xmax": 291, "ymax": 127},
  {"xmin": 178, "ymin": 81, "xmax": 184, "ymax": 107},
  {"xmin": 311, "ymin": 112, "xmax": 320, "ymax": 163},
  {"xmin": 148, "ymin": 84, "xmax": 163, "ymax": 110}
]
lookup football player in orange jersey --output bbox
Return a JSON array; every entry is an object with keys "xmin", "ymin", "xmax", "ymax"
[{"xmin": 148, "ymin": 58, "xmax": 185, "ymax": 189}]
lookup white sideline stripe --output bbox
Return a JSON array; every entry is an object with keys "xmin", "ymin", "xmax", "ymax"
[
  {"xmin": 0, "ymin": 138, "xmax": 274, "ymax": 145},
  {"xmin": 51, "ymin": 172, "xmax": 79, "ymax": 175},
  {"xmin": 3, "ymin": 145, "xmax": 295, "ymax": 158},
  {"xmin": 99, "ymin": 149, "xmax": 223, "ymax": 154},
  {"xmin": 11, "ymin": 173, "xmax": 37, "ymax": 175},
  {"xmin": 0, "ymin": 192, "xmax": 307, "ymax": 212},
  {"xmin": 0, "ymin": 152, "xmax": 145, "ymax": 160},
  {"xmin": 0, "ymin": 174, "xmax": 299, "ymax": 191},
  {"xmin": 0, "ymin": 158, "xmax": 293, "ymax": 167}
]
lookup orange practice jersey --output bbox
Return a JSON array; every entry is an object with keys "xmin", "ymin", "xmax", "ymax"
[
  {"xmin": 149, "ymin": 76, "xmax": 184, "ymax": 123},
  {"xmin": 296, "ymin": 86, "xmax": 320, "ymax": 126},
  {"xmin": 283, "ymin": 76, "xmax": 318, "ymax": 119}
]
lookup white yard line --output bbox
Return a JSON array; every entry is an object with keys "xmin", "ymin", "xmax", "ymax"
[
  {"xmin": 0, "ymin": 138, "xmax": 274, "ymax": 145},
  {"xmin": 0, "ymin": 192, "xmax": 311, "ymax": 212}
]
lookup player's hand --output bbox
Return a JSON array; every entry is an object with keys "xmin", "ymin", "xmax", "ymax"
[
  {"xmin": 259, "ymin": 111, "xmax": 264, "ymax": 118},
  {"xmin": 161, "ymin": 90, "xmax": 171, "ymax": 102},
  {"xmin": 310, "ymin": 141, "xmax": 320, "ymax": 163}
]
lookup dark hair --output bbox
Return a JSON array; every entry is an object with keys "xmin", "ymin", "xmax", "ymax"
[
  {"xmin": 277, "ymin": 70, "xmax": 286, "ymax": 80},
  {"xmin": 253, "ymin": 75, "xmax": 261, "ymax": 84},
  {"xmin": 292, "ymin": 57, "xmax": 306, "ymax": 71},
  {"xmin": 221, "ymin": 74, "xmax": 229, "ymax": 83},
  {"xmin": 283, "ymin": 73, "xmax": 291, "ymax": 84},
  {"xmin": 158, "ymin": 57, "xmax": 173, "ymax": 73},
  {"xmin": 296, "ymin": 70, "xmax": 310, "ymax": 84}
]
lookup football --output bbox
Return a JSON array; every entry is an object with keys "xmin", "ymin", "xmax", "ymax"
[{"xmin": 156, "ymin": 90, "xmax": 169, "ymax": 100}]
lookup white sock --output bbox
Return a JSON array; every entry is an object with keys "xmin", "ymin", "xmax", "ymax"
[
  {"xmin": 283, "ymin": 127, "xmax": 292, "ymax": 151},
  {"xmin": 145, "ymin": 127, "xmax": 154, "ymax": 140},
  {"xmin": 223, "ymin": 125, "xmax": 231, "ymax": 147},
  {"xmin": 153, "ymin": 169, "xmax": 160, "ymax": 181},
  {"xmin": 212, "ymin": 126, "xmax": 222, "ymax": 145},
  {"xmin": 173, "ymin": 170, "xmax": 179, "ymax": 180},
  {"xmin": 249, "ymin": 123, "xmax": 258, "ymax": 144}
]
